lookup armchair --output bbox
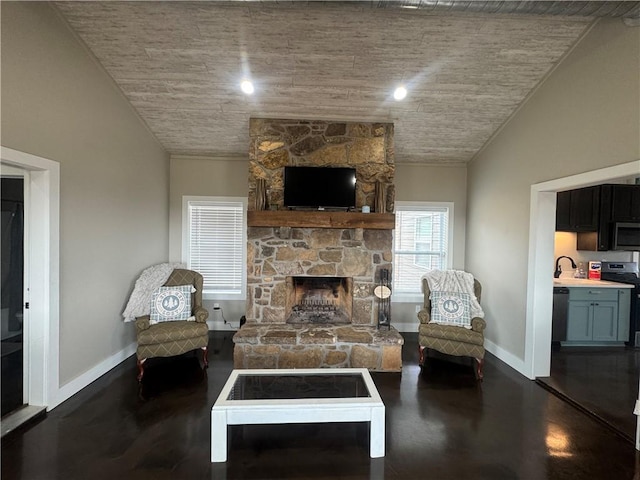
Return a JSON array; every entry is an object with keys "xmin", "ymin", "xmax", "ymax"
[
  {"xmin": 135, "ymin": 269, "xmax": 209, "ymax": 381},
  {"xmin": 417, "ymin": 277, "xmax": 486, "ymax": 379}
]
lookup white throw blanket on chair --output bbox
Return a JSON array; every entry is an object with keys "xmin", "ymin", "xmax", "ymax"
[
  {"xmin": 122, "ymin": 262, "xmax": 185, "ymax": 322},
  {"xmin": 422, "ymin": 269, "xmax": 485, "ymax": 320}
]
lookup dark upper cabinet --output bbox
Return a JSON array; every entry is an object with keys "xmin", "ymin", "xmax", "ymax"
[
  {"xmin": 577, "ymin": 185, "xmax": 611, "ymax": 251},
  {"xmin": 611, "ymin": 184, "xmax": 640, "ymax": 222},
  {"xmin": 576, "ymin": 183, "xmax": 640, "ymax": 251},
  {"xmin": 555, "ymin": 191, "xmax": 572, "ymax": 231},
  {"xmin": 556, "ymin": 186, "xmax": 600, "ymax": 232}
]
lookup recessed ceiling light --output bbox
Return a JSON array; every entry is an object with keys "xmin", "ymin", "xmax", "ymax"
[
  {"xmin": 393, "ymin": 86, "xmax": 407, "ymax": 101},
  {"xmin": 240, "ymin": 79, "xmax": 254, "ymax": 95}
]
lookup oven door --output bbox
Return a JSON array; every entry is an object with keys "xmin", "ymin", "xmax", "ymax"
[{"xmin": 613, "ymin": 223, "xmax": 640, "ymax": 251}]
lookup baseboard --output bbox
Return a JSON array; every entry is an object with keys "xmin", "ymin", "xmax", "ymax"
[
  {"xmin": 484, "ymin": 338, "xmax": 526, "ymax": 376},
  {"xmin": 207, "ymin": 319, "xmax": 417, "ymax": 333},
  {"xmin": 207, "ymin": 320, "xmax": 241, "ymax": 332},
  {"xmin": 48, "ymin": 342, "xmax": 137, "ymax": 410},
  {"xmin": 391, "ymin": 321, "xmax": 417, "ymax": 333}
]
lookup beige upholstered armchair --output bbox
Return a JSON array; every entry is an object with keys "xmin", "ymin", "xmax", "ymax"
[
  {"xmin": 417, "ymin": 277, "xmax": 486, "ymax": 379},
  {"xmin": 135, "ymin": 269, "xmax": 209, "ymax": 381}
]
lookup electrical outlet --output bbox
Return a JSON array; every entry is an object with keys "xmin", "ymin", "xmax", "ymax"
[{"xmin": 213, "ymin": 303, "xmax": 221, "ymax": 310}]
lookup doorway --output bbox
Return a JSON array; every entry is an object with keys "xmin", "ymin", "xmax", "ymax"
[
  {"xmin": 525, "ymin": 159, "xmax": 640, "ymax": 446},
  {"xmin": 0, "ymin": 146, "xmax": 60, "ymax": 433},
  {"xmin": 1, "ymin": 174, "xmax": 25, "ymax": 416},
  {"xmin": 542, "ymin": 200, "xmax": 639, "ymax": 441}
]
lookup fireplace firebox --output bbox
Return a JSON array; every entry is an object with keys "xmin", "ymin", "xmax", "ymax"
[{"xmin": 285, "ymin": 276, "xmax": 353, "ymax": 325}]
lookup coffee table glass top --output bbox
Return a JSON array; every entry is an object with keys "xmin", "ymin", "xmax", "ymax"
[{"xmin": 228, "ymin": 372, "xmax": 370, "ymax": 401}]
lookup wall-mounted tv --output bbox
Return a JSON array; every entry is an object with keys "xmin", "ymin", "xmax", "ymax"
[{"xmin": 284, "ymin": 166, "xmax": 356, "ymax": 210}]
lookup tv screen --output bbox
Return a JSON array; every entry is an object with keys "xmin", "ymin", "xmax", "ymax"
[{"xmin": 284, "ymin": 166, "xmax": 356, "ymax": 209}]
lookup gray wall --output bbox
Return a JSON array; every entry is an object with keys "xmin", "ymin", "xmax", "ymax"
[
  {"xmin": 394, "ymin": 164, "xmax": 467, "ymax": 270},
  {"xmin": 466, "ymin": 18, "xmax": 640, "ymax": 360},
  {"xmin": 393, "ymin": 164, "xmax": 468, "ymax": 329},
  {"xmin": 1, "ymin": 2, "xmax": 170, "ymax": 385},
  {"xmin": 169, "ymin": 155, "xmax": 249, "ymax": 327},
  {"xmin": 169, "ymin": 157, "xmax": 468, "ymax": 331}
]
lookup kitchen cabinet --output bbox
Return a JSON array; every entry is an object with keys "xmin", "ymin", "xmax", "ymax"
[
  {"xmin": 611, "ymin": 184, "xmax": 640, "ymax": 222},
  {"xmin": 576, "ymin": 184, "xmax": 640, "ymax": 251},
  {"xmin": 564, "ymin": 287, "xmax": 630, "ymax": 344},
  {"xmin": 555, "ymin": 191, "xmax": 572, "ymax": 231},
  {"xmin": 556, "ymin": 186, "xmax": 600, "ymax": 232},
  {"xmin": 567, "ymin": 300, "xmax": 618, "ymax": 342},
  {"xmin": 618, "ymin": 289, "xmax": 631, "ymax": 342}
]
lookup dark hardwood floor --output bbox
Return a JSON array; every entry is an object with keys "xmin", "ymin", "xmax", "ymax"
[
  {"xmin": 537, "ymin": 344, "xmax": 640, "ymax": 443},
  {"xmin": 1, "ymin": 332, "xmax": 638, "ymax": 480}
]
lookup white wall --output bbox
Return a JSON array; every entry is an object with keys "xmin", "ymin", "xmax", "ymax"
[
  {"xmin": 1, "ymin": 3, "xmax": 170, "ymax": 386},
  {"xmin": 466, "ymin": 18, "xmax": 640, "ymax": 363}
]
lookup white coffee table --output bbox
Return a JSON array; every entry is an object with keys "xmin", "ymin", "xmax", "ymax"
[{"xmin": 211, "ymin": 368, "xmax": 385, "ymax": 462}]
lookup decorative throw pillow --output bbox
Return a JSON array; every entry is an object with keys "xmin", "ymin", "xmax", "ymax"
[
  {"xmin": 149, "ymin": 285, "xmax": 195, "ymax": 325},
  {"xmin": 430, "ymin": 291, "xmax": 472, "ymax": 328}
]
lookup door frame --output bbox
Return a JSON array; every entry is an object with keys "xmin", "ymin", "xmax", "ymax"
[
  {"xmin": 525, "ymin": 159, "xmax": 640, "ymax": 379},
  {"xmin": 1, "ymin": 146, "xmax": 59, "ymax": 410}
]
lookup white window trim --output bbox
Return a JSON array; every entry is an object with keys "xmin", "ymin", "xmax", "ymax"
[
  {"xmin": 182, "ymin": 195, "xmax": 247, "ymax": 301},
  {"xmin": 392, "ymin": 201, "xmax": 454, "ymax": 303}
]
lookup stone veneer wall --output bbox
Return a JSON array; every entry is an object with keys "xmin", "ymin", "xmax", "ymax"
[
  {"xmin": 246, "ymin": 118, "xmax": 396, "ymax": 326},
  {"xmin": 247, "ymin": 226, "xmax": 392, "ymax": 325},
  {"xmin": 248, "ymin": 118, "xmax": 395, "ymax": 212}
]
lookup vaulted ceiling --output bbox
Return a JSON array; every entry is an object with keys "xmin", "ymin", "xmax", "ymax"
[{"xmin": 54, "ymin": 1, "xmax": 640, "ymax": 165}]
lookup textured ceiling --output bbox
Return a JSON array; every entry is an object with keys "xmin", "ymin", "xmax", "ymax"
[{"xmin": 54, "ymin": 1, "xmax": 608, "ymax": 165}]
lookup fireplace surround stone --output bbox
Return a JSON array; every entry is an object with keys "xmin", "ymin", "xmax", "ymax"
[
  {"xmin": 246, "ymin": 226, "xmax": 392, "ymax": 326},
  {"xmin": 234, "ymin": 223, "xmax": 404, "ymax": 372}
]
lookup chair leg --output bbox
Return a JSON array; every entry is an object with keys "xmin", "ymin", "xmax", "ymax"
[
  {"xmin": 137, "ymin": 358, "xmax": 146, "ymax": 382},
  {"xmin": 418, "ymin": 346, "xmax": 426, "ymax": 367},
  {"xmin": 201, "ymin": 346, "xmax": 209, "ymax": 368},
  {"xmin": 475, "ymin": 358, "xmax": 484, "ymax": 380}
]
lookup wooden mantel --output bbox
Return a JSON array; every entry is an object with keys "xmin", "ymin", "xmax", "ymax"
[{"xmin": 247, "ymin": 210, "xmax": 395, "ymax": 230}]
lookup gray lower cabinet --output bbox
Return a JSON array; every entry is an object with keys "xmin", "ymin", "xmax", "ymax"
[
  {"xmin": 618, "ymin": 289, "xmax": 631, "ymax": 341},
  {"xmin": 566, "ymin": 288, "xmax": 629, "ymax": 343}
]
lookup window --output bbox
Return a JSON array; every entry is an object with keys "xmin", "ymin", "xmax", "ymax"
[
  {"xmin": 183, "ymin": 197, "xmax": 247, "ymax": 300},
  {"xmin": 415, "ymin": 216, "xmax": 435, "ymax": 267},
  {"xmin": 393, "ymin": 202, "xmax": 452, "ymax": 298}
]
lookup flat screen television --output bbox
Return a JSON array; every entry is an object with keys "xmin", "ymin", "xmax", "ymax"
[{"xmin": 284, "ymin": 166, "xmax": 356, "ymax": 210}]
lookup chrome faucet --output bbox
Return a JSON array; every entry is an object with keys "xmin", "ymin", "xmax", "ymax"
[{"xmin": 554, "ymin": 256, "xmax": 577, "ymax": 278}]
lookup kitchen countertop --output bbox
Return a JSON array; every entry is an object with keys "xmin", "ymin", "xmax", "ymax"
[{"xmin": 553, "ymin": 278, "xmax": 634, "ymax": 289}]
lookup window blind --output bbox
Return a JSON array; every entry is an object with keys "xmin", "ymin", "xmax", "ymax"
[
  {"xmin": 188, "ymin": 201, "xmax": 245, "ymax": 295},
  {"xmin": 393, "ymin": 206, "xmax": 449, "ymax": 294}
]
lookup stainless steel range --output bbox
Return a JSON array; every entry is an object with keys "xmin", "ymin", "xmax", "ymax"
[{"xmin": 601, "ymin": 261, "xmax": 640, "ymax": 346}]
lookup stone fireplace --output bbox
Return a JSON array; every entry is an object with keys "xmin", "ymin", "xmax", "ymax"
[
  {"xmin": 246, "ymin": 226, "xmax": 393, "ymax": 326},
  {"xmin": 232, "ymin": 118, "xmax": 404, "ymax": 372}
]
